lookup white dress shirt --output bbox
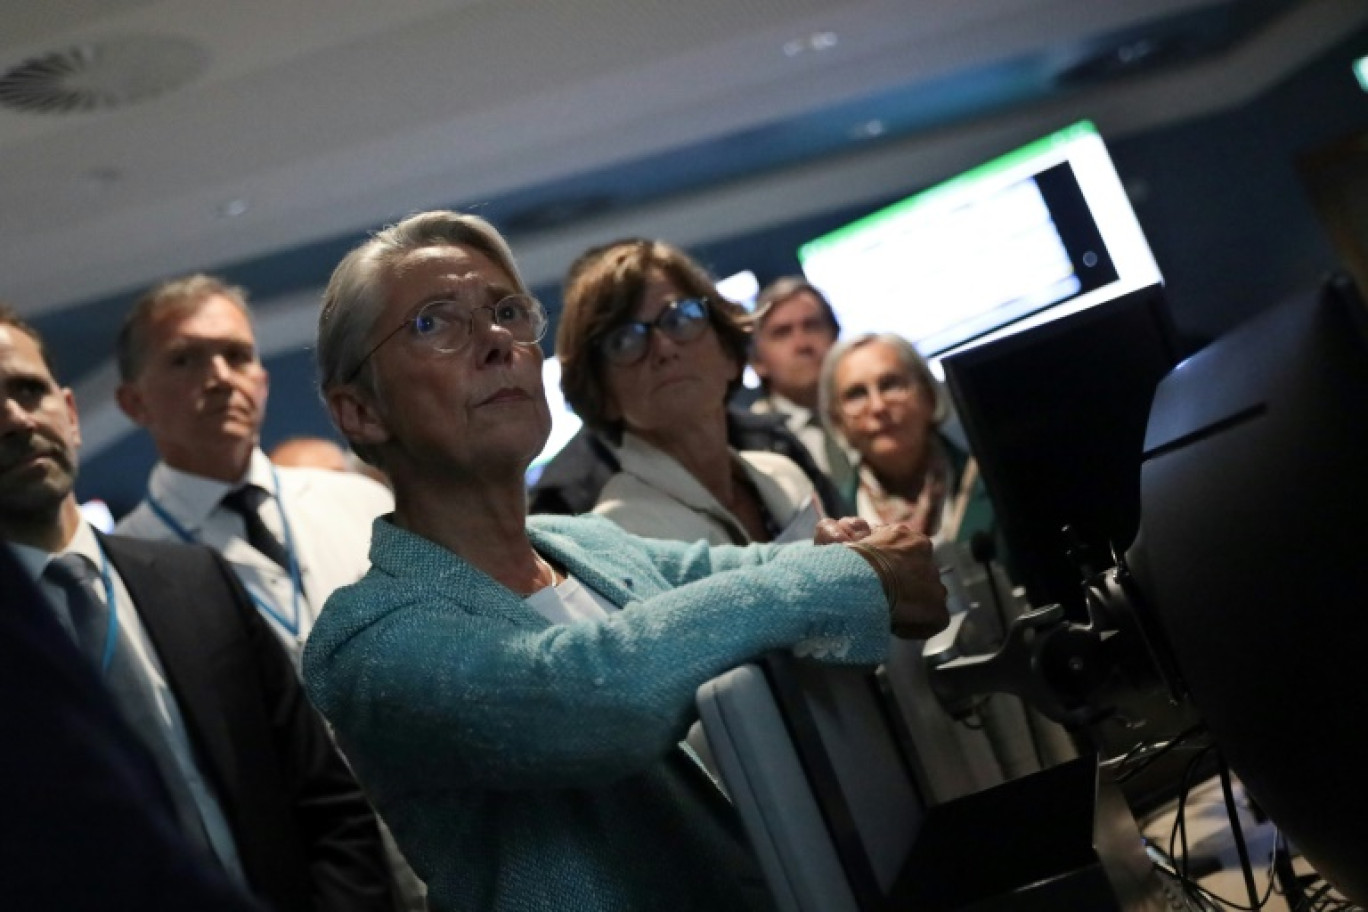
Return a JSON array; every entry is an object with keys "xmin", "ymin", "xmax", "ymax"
[
  {"xmin": 10, "ymin": 521, "xmax": 247, "ymax": 884},
  {"xmin": 751, "ymin": 391, "xmax": 857, "ymax": 495},
  {"xmin": 117, "ymin": 447, "xmax": 394, "ymax": 664},
  {"xmin": 524, "ymin": 573, "xmax": 619, "ymax": 626}
]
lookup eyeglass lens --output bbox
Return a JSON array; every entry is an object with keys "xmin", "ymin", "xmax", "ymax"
[
  {"xmin": 600, "ymin": 298, "xmax": 709, "ymax": 365},
  {"xmin": 840, "ymin": 374, "xmax": 914, "ymax": 415},
  {"xmin": 412, "ymin": 295, "xmax": 546, "ymax": 353}
]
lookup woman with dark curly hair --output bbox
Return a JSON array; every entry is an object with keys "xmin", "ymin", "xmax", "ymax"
[{"xmin": 557, "ymin": 239, "xmax": 819, "ymax": 545}]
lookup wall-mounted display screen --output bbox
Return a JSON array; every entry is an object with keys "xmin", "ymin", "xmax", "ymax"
[{"xmin": 798, "ymin": 120, "xmax": 1162, "ymax": 373}]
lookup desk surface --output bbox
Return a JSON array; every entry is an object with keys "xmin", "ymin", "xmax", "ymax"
[{"xmin": 1137, "ymin": 774, "xmax": 1326, "ymax": 912}]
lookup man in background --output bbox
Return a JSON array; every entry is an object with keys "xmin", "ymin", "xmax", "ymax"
[
  {"xmin": 749, "ymin": 276, "xmax": 857, "ymax": 503},
  {"xmin": 0, "ymin": 304, "xmax": 390, "ymax": 911},
  {"xmin": 112, "ymin": 274, "xmax": 424, "ymax": 909},
  {"xmin": 113, "ymin": 275, "xmax": 392, "ymax": 664}
]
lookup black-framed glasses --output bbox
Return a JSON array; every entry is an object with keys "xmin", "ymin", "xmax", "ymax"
[
  {"xmin": 345, "ymin": 294, "xmax": 548, "ymax": 383},
  {"xmin": 597, "ymin": 297, "xmax": 710, "ymax": 367}
]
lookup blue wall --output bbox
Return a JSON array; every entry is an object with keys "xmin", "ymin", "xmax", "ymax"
[{"xmin": 76, "ymin": 25, "xmax": 1368, "ymax": 516}]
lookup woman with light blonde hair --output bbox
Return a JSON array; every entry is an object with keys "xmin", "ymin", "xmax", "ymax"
[{"xmin": 820, "ymin": 332, "xmax": 994, "ymax": 546}]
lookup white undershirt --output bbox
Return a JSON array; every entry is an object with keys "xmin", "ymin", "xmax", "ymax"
[{"xmin": 523, "ymin": 573, "xmax": 619, "ymax": 625}]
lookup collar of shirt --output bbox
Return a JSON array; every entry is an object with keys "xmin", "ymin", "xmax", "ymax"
[
  {"xmin": 147, "ymin": 446, "xmax": 276, "ymax": 534},
  {"xmin": 8, "ymin": 519, "xmax": 104, "ymax": 584},
  {"xmin": 762, "ymin": 392, "xmax": 818, "ymax": 430},
  {"xmin": 613, "ymin": 432, "xmax": 754, "ymax": 517},
  {"xmin": 610, "ymin": 432, "xmax": 798, "ymax": 545}
]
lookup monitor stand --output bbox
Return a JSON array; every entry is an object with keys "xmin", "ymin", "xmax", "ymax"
[{"xmin": 891, "ymin": 755, "xmax": 1168, "ymax": 911}]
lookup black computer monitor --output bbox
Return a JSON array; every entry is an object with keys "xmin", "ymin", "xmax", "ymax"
[
  {"xmin": 1127, "ymin": 273, "xmax": 1368, "ymax": 904},
  {"xmin": 941, "ymin": 283, "xmax": 1183, "ymax": 617}
]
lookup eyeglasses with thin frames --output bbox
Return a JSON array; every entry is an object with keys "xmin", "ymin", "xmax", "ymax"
[
  {"xmin": 837, "ymin": 373, "xmax": 919, "ymax": 418},
  {"xmin": 597, "ymin": 297, "xmax": 711, "ymax": 367},
  {"xmin": 344, "ymin": 294, "xmax": 548, "ymax": 383}
]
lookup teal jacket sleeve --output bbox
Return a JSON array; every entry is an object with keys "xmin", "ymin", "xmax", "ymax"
[{"xmin": 304, "ymin": 518, "xmax": 889, "ymax": 792}]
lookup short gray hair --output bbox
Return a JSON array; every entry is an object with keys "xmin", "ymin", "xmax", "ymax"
[
  {"xmin": 316, "ymin": 210, "xmax": 526, "ymax": 397},
  {"xmin": 316, "ymin": 210, "xmax": 525, "ymax": 467},
  {"xmin": 818, "ymin": 332, "xmax": 949, "ymax": 440},
  {"xmin": 119, "ymin": 274, "xmax": 253, "ymax": 381}
]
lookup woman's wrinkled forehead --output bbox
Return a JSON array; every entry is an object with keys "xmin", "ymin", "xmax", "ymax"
[
  {"xmin": 384, "ymin": 245, "xmax": 518, "ymax": 312},
  {"xmin": 392, "ymin": 244, "xmax": 515, "ymax": 283}
]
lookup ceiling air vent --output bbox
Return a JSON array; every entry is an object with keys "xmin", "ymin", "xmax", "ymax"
[{"xmin": 0, "ymin": 36, "xmax": 207, "ymax": 114}]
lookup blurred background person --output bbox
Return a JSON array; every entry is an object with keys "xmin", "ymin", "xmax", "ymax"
[
  {"xmin": 111, "ymin": 275, "xmax": 423, "ymax": 910},
  {"xmin": 269, "ymin": 435, "xmax": 393, "ymax": 490},
  {"xmin": 749, "ymin": 277, "xmax": 856, "ymax": 505},
  {"xmin": 821, "ymin": 332, "xmax": 994, "ymax": 547},
  {"xmin": 113, "ymin": 274, "xmax": 394, "ymax": 664},
  {"xmin": 557, "ymin": 239, "xmax": 819, "ymax": 545},
  {"xmin": 820, "ymin": 331, "xmax": 1075, "ymax": 798},
  {"xmin": 269, "ymin": 435, "xmax": 350, "ymax": 472},
  {"xmin": 310, "ymin": 209, "xmax": 948, "ymax": 912},
  {"xmin": 528, "ymin": 262, "xmax": 845, "ymax": 520}
]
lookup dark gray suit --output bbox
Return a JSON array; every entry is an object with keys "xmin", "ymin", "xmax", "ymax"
[
  {"xmin": 98, "ymin": 533, "xmax": 390, "ymax": 912},
  {"xmin": 1, "ymin": 540, "xmax": 263, "ymax": 911}
]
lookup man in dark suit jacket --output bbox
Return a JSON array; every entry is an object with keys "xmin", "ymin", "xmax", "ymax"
[
  {"xmin": 0, "ymin": 541, "xmax": 267, "ymax": 912},
  {"xmin": 0, "ymin": 305, "xmax": 390, "ymax": 911}
]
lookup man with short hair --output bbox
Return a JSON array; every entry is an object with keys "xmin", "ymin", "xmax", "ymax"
[
  {"xmin": 749, "ymin": 276, "xmax": 856, "ymax": 501},
  {"xmin": 113, "ymin": 275, "xmax": 425, "ymax": 910},
  {"xmin": 0, "ymin": 304, "xmax": 390, "ymax": 912},
  {"xmin": 114, "ymin": 275, "xmax": 393, "ymax": 664}
]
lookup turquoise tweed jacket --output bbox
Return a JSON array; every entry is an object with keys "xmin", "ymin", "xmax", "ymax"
[{"xmin": 303, "ymin": 513, "xmax": 890, "ymax": 912}]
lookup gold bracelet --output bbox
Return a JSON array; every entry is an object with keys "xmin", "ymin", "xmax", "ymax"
[{"xmin": 848, "ymin": 542, "xmax": 901, "ymax": 608}]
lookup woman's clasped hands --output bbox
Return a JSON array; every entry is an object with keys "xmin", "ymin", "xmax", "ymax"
[{"xmin": 814, "ymin": 517, "xmax": 949, "ymax": 639}]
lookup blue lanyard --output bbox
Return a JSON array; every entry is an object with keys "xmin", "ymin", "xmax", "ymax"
[
  {"xmin": 94, "ymin": 546, "xmax": 119, "ymax": 676},
  {"xmin": 144, "ymin": 465, "xmax": 303, "ymax": 636}
]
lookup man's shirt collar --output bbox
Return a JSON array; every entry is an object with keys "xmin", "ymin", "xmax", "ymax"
[{"xmin": 146, "ymin": 446, "xmax": 273, "ymax": 532}]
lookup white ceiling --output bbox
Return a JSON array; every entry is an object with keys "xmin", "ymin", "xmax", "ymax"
[{"xmin": 3, "ymin": 0, "xmax": 1362, "ymax": 321}]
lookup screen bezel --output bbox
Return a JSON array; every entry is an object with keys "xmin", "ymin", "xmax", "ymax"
[{"xmin": 797, "ymin": 120, "xmax": 1162, "ymax": 377}]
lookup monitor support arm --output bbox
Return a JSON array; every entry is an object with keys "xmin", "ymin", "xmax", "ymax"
[
  {"xmin": 927, "ymin": 558, "xmax": 1178, "ymax": 730},
  {"xmin": 928, "ymin": 603, "xmax": 1113, "ymax": 727}
]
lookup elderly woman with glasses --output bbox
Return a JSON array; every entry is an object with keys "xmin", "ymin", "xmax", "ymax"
[
  {"xmin": 556, "ymin": 239, "xmax": 819, "ymax": 546},
  {"xmin": 304, "ymin": 211, "xmax": 948, "ymax": 912},
  {"xmin": 820, "ymin": 333, "xmax": 995, "ymax": 548}
]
